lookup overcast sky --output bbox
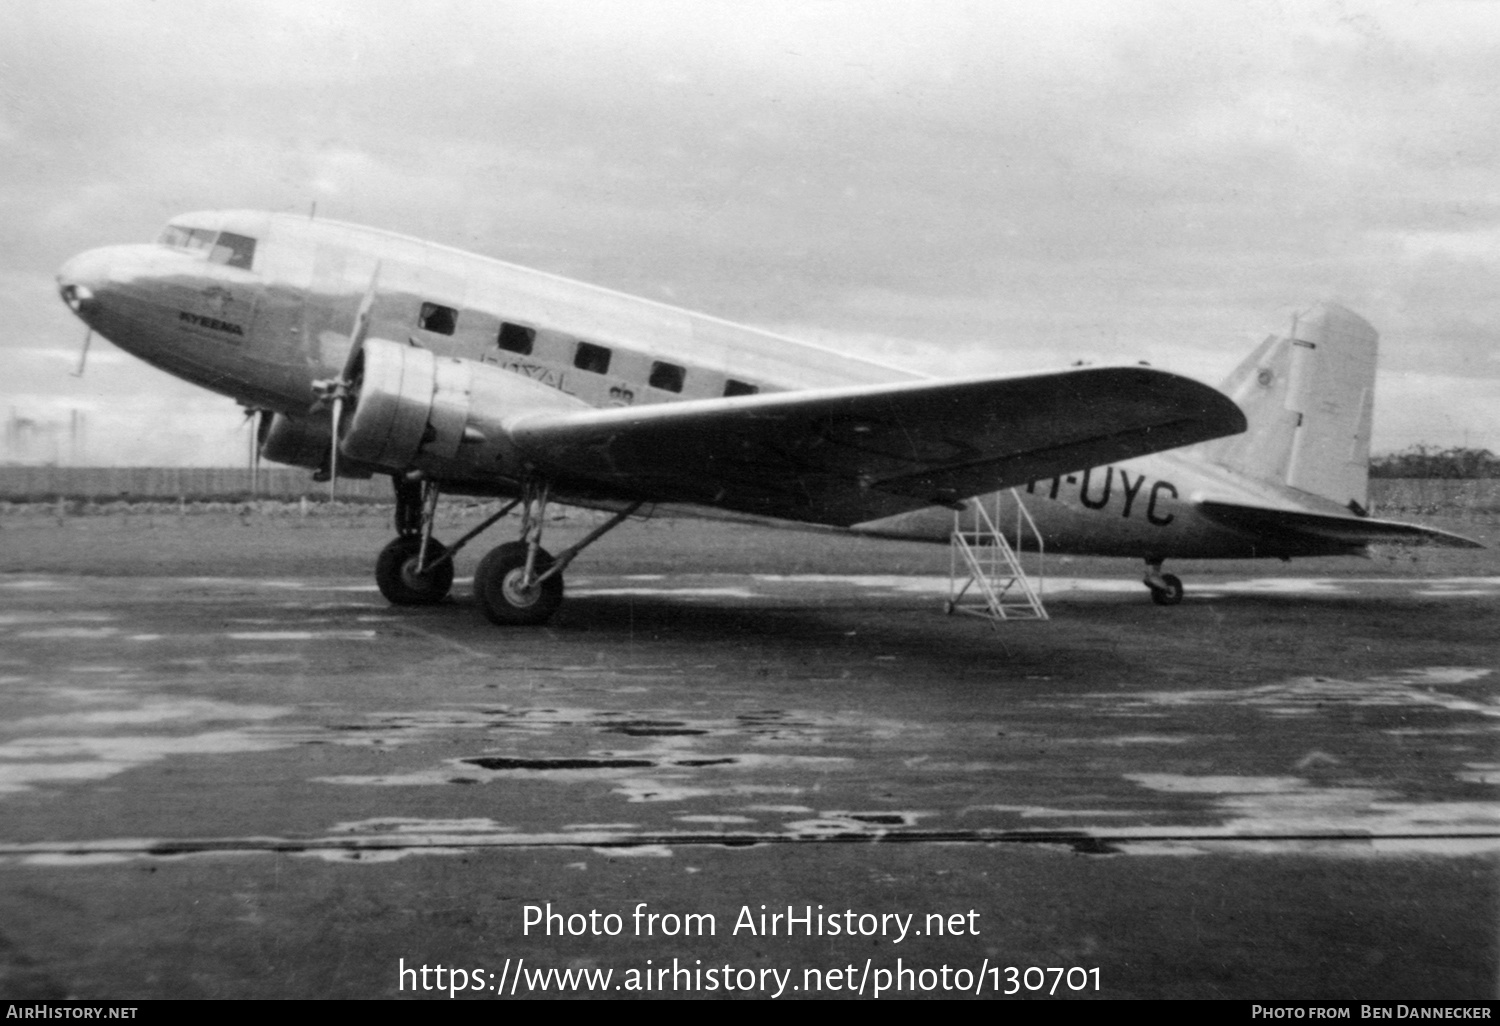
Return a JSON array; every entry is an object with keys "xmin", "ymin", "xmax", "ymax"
[{"xmin": 3, "ymin": 0, "xmax": 1499, "ymax": 465}]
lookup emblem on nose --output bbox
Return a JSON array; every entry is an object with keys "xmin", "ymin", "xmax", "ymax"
[{"xmin": 202, "ymin": 285, "xmax": 233, "ymax": 316}]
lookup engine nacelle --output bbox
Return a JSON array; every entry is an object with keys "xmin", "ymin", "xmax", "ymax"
[
  {"xmin": 338, "ymin": 338, "xmax": 587, "ymax": 480},
  {"xmin": 260, "ymin": 411, "xmax": 330, "ymax": 470}
]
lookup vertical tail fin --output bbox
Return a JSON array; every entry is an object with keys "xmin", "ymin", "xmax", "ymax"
[{"xmin": 1200, "ymin": 303, "xmax": 1377, "ymax": 511}]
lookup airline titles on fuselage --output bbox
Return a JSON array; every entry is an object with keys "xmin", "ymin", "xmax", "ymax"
[
  {"xmin": 487, "ymin": 357, "xmax": 575, "ymax": 396},
  {"xmin": 178, "ymin": 310, "xmax": 244, "ymax": 337}
]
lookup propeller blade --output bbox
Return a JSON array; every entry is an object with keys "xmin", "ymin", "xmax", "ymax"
[
  {"xmin": 329, "ymin": 396, "xmax": 342, "ymax": 500},
  {"xmin": 250, "ymin": 410, "xmax": 262, "ymax": 496},
  {"xmin": 241, "ymin": 407, "xmax": 266, "ymax": 495},
  {"xmin": 70, "ymin": 329, "xmax": 93, "ymax": 378},
  {"xmin": 340, "ymin": 261, "xmax": 382, "ymax": 383},
  {"xmin": 316, "ymin": 262, "xmax": 380, "ymax": 500}
]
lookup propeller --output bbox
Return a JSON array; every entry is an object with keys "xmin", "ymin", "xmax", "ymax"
[
  {"xmin": 70, "ymin": 328, "xmax": 93, "ymax": 378},
  {"xmin": 311, "ymin": 262, "xmax": 381, "ymax": 497},
  {"xmin": 242, "ymin": 407, "xmax": 269, "ymax": 497}
]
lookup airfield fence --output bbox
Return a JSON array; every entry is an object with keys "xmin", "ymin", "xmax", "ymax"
[
  {"xmin": 1, "ymin": 468, "xmax": 1498, "ymax": 514},
  {"xmin": 0, "ymin": 467, "xmax": 387, "ymax": 503},
  {"xmin": 1369, "ymin": 478, "xmax": 1500, "ymax": 514}
]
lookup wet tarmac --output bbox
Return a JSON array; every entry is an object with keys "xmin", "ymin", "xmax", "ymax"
[{"xmin": 0, "ymin": 568, "xmax": 1496, "ymax": 999}]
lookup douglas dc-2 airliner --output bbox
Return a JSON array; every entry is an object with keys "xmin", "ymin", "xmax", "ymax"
[{"xmin": 55, "ymin": 210, "xmax": 1473, "ymax": 624}]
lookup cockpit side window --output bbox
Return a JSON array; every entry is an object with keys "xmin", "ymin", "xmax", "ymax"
[
  {"xmin": 158, "ymin": 224, "xmax": 257, "ymax": 270},
  {"xmin": 159, "ymin": 225, "xmax": 218, "ymax": 252},
  {"xmin": 213, "ymin": 232, "xmax": 257, "ymax": 270}
]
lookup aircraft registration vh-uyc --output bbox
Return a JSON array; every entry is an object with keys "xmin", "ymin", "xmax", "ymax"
[{"xmin": 55, "ymin": 211, "xmax": 1476, "ymax": 625}]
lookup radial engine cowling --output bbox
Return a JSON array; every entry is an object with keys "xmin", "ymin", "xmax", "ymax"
[
  {"xmin": 337, "ymin": 337, "xmax": 586, "ymax": 479},
  {"xmin": 260, "ymin": 412, "xmax": 330, "ymax": 471}
]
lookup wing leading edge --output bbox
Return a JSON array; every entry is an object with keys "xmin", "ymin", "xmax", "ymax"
[{"xmin": 506, "ymin": 366, "xmax": 1246, "ymax": 527}]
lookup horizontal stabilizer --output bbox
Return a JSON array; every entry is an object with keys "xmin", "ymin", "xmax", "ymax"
[
  {"xmin": 508, "ymin": 366, "xmax": 1245, "ymax": 527},
  {"xmin": 1197, "ymin": 500, "xmax": 1483, "ymax": 549}
]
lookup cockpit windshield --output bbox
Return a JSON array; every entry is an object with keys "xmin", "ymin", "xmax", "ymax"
[{"xmin": 158, "ymin": 224, "xmax": 257, "ymax": 270}]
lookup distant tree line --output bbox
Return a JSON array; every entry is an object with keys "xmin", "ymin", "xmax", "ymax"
[{"xmin": 1369, "ymin": 445, "xmax": 1500, "ymax": 478}]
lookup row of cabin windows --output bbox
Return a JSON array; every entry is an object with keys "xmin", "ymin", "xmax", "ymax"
[
  {"xmin": 564, "ymin": 336, "xmax": 757, "ymax": 397},
  {"xmin": 418, "ymin": 300, "xmax": 761, "ymax": 398},
  {"xmin": 573, "ymin": 344, "xmax": 759, "ymax": 398}
]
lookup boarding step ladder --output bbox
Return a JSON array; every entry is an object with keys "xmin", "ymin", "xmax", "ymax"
[{"xmin": 946, "ymin": 489, "xmax": 1047, "ymax": 622}]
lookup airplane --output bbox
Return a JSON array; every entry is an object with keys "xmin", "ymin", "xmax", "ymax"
[{"xmin": 46, "ymin": 210, "xmax": 1441, "ymax": 626}]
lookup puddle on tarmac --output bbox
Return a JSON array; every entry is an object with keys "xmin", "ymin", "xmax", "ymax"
[
  {"xmin": 0, "ymin": 731, "xmax": 292, "ymax": 793},
  {"xmin": 226, "ymin": 630, "xmax": 378, "ymax": 641},
  {"xmin": 1104, "ymin": 667, "xmax": 1497, "ymax": 719},
  {"xmin": 464, "ymin": 756, "xmax": 656, "ymax": 771},
  {"xmin": 0, "ymin": 612, "xmax": 115, "ymax": 626},
  {"xmin": 2, "ymin": 663, "xmax": 1494, "ymax": 861},
  {"xmin": 1117, "ymin": 773, "xmax": 1500, "ymax": 856},
  {"xmin": 316, "ymin": 751, "xmax": 849, "ymax": 791},
  {"xmin": 0, "ymin": 690, "xmax": 297, "ymax": 793}
]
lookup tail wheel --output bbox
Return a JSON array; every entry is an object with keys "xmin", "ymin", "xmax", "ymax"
[
  {"xmin": 375, "ymin": 536, "xmax": 454, "ymax": 606},
  {"xmin": 1149, "ymin": 573, "xmax": 1184, "ymax": 606},
  {"xmin": 475, "ymin": 541, "xmax": 564, "ymax": 626}
]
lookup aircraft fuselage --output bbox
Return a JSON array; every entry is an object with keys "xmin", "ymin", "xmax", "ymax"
[{"xmin": 55, "ymin": 209, "xmax": 1345, "ymax": 565}]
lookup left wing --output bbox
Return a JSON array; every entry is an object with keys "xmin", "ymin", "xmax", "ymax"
[
  {"xmin": 1197, "ymin": 500, "xmax": 1483, "ymax": 549},
  {"xmin": 507, "ymin": 366, "xmax": 1245, "ymax": 526}
]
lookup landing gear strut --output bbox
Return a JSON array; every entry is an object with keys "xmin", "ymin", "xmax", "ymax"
[
  {"xmin": 375, "ymin": 477, "xmax": 454, "ymax": 605},
  {"xmin": 375, "ymin": 535, "xmax": 454, "ymax": 605},
  {"xmin": 474, "ymin": 541, "xmax": 562, "ymax": 626},
  {"xmin": 373, "ymin": 472, "xmax": 640, "ymax": 625},
  {"xmin": 1143, "ymin": 558, "xmax": 1184, "ymax": 606},
  {"xmin": 473, "ymin": 478, "xmax": 641, "ymax": 626}
]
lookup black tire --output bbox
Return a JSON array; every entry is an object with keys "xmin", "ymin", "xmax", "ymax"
[
  {"xmin": 1149, "ymin": 572, "xmax": 1184, "ymax": 606},
  {"xmin": 474, "ymin": 541, "xmax": 564, "ymax": 626},
  {"xmin": 375, "ymin": 536, "xmax": 454, "ymax": 606}
]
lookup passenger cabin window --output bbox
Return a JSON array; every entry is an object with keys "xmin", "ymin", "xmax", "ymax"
[
  {"xmin": 649, "ymin": 361, "xmax": 686, "ymax": 393},
  {"xmin": 158, "ymin": 225, "xmax": 258, "ymax": 271},
  {"xmin": 723, "ymin": 379, "xmax": 759, "ymax": 397},
  {"xmin": 419, "ymin": 302, "xmax": 457, "ymax": 335},
  {"xmin": 574, "ymin": 342, "xmax": 612, "ymax": 374},
  {"xmin": 497, "ymin": 322, "xmax": 535, "ymax": 355}
]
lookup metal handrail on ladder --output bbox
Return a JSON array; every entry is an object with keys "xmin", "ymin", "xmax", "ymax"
[{"xmin": 947, "ymin": 489, "xmax": 1047, "ymax": 622}]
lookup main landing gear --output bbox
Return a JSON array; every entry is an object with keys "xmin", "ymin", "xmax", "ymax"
[
  {"xmin": 1143, "ymin": 558, "xmax": 1184, "ymax": 606},
  {"xmin": 374, "ymin": 473, "xmax": 641, "ymax": 626},
  {"xmin": 375, "ymin": 477, "xmax": 459, "ymax": 606}
]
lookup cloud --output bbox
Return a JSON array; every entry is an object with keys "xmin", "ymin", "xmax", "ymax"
[{"xmin": 3, "ymin": 0, "xmax": 1499, "ymax": 461}]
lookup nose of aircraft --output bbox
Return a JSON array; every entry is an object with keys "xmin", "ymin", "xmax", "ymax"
[{"xmin": 56, "ymin": 248, "xmax": 114, "ymax": 317}]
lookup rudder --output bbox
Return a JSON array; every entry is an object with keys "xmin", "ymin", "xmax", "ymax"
[{"xmin": 1200, "ymin": 303, "xmax": 1377, "ymax": 511}]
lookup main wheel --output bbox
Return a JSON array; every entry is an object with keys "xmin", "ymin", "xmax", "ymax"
[
  {"xmin": 474, "ymin": 541, "xmax": 564, "ymax": 626},
  {"xmin": 375, "ymin": 536, "xmax": 454, "ymax": 606},
  {"xmin": 1149, "ymin": 572, "xmax": 1184, "ymax": 606}
]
